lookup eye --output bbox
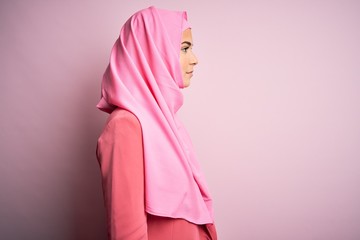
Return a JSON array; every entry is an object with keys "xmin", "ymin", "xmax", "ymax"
[{"xmin": 181, "ymin": 46, "xmax": 190, "ymax": 53}]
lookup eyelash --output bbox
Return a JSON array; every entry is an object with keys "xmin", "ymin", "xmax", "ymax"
[{"xmin": 181, "ymin": 46, "xmax": 190, "ymax": 53}]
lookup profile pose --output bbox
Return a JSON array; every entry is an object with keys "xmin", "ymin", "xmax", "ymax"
[{"xmin": 96, "ymin": 6, "xmax": 217, "ymax": 239}]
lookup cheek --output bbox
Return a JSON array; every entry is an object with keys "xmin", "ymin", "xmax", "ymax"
[{"xmin": 180, "ymin": 57, "xmax": 187, "ymax": 73}]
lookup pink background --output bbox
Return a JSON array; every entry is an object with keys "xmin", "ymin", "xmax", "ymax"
[{"xmin": 1, "ymin": 0, "xmax": 360, "ymax": 239}]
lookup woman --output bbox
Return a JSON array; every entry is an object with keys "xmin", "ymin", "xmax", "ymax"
[{"xmin": 96, "ymin": 6, "xmax": 217, "ymax": 239}]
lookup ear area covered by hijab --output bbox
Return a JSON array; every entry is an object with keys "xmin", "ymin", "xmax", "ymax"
[{"xmin": 97, "ymin": 6, "xmax": 214, "ymax": 224}]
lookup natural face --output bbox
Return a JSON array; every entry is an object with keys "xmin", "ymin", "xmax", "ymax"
[{"xmin": 180, "ymin": 29, "xmax": 198, "ymax": 88}]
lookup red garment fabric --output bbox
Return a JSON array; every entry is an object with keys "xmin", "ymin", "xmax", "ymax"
[
  {"xmin": 147, "ymin": 215, "xmax": 217, "ymax": 240},
  {"xmin": 96, "ymin": 109, "xmax": 217, "ymax": 239}
]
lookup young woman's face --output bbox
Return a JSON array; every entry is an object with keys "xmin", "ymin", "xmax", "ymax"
[{"xmin": 180, "ymin": 29, "xmax": 198, "ymax": 88}]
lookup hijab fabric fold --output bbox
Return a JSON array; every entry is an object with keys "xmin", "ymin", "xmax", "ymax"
[{"xmin": 97, "ymin": 6, "xmax": 214, "ymax": 224}]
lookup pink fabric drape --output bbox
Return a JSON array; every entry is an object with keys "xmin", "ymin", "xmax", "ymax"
[{"xmin": 97, "ymin": 6, "xmax": 214, "ymax": 224}]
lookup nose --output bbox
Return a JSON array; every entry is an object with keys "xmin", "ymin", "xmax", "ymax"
[{"xmin": 190, "ymin": 51, "xmax": 198, "ymax": 65}]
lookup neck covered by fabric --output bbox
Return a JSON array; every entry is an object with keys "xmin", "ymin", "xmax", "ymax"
[{"xmin": 97, "ymin": 6, "xmax": 214, "ymax": 224}]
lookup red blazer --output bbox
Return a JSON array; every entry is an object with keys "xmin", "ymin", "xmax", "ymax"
[{"xmin": 96, "ymin": 109, "xmax": 217, "ymax": 240}]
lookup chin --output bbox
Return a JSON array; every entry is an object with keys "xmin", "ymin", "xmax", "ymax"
[
  {"xmin": 183, "ymin": 81, "xmax": 190, "ymax": 88},
  {"xmin": 183, "ymin": 78, "xmax": 191, "ymax": 88}
]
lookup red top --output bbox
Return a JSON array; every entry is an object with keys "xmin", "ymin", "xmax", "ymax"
[{"xmin": 96, "ymin": 109, "xmax": 217, "ymax": 239}]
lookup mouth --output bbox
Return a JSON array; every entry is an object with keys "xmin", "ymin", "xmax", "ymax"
[{"xmin": 186, "ymin": 71, "xmax": 194, "ymax": 75}]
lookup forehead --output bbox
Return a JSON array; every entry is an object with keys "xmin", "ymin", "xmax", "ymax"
[{"xmin": 181, "ymin": 29, "xmax": 193, "ymax": 42}]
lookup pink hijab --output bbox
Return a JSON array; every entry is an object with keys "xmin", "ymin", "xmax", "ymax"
[{"xmin": 97, "ymin": 6, "xmax": 214, "ymax": 224}]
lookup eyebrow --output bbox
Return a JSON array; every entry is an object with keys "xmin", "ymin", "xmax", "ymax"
[{"xmin": 181, "ymin": 41, "xmax": 192, "ymax": 46}]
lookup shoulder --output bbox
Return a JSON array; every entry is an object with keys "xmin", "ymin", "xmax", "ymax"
[
  {"xmin": 99, "ymin": 108, "xmax": 142, "ymax": 140},
  {"xmin": 107, "ymin": 108, "xmax": 140, "ymax": 129}
]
